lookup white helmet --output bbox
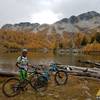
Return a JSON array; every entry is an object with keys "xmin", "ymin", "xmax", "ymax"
[{"xmin": 22, "ymin": 48, "xmax": 28, "ymax": 52}]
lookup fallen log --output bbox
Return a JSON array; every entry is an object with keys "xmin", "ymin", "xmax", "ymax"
[
  {"xmin": 95, "ymin": 63, "xmax": 100, "ymax": 68},
  {"xmin": 69, "ymin": 70, "xmax": 100, "ymax": 79},
  {"xmin": 0, "ymin": 70, "xmax": 18, "ymax": 77},
  {"xmin": 0, "ymin": 65, "xmax": 100, "ymax": 80},
  {"xmin": 58, "ymin": 65, "xmax": 100, "ymax": 80},
  {"xmin": 78, "ymin": 60, "xmax": 100, "ymax": 68},
  {"xmin": 78, "ymin": 60, "xmax": 94, "ymax": 64}
]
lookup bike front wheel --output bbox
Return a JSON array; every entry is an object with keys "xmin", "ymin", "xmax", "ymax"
[
  {"xmin": 55, "ymin": 70, "xmax": 68, "ymax": 85},
  {"xmin": 2, "ymin": 77, "xmax": 21, "ymax": 97}
]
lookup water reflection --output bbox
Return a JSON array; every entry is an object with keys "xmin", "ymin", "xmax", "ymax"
[{"xmin": 0, "ymin": 52, "xmax": 100, "ymax": 71}]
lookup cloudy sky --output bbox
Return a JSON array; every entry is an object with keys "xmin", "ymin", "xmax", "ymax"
[{"xmin": 0, "ymin": 0, "xmax": 100, "ymax": 27}]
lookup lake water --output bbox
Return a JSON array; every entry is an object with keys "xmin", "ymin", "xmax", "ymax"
[
  {"xmin": 0, "ymin": 52, "xmax": 100, "ymax": 100},
  {"xmin": 0, "ymin": 52, "xmax": 100, "ymax": 71}
]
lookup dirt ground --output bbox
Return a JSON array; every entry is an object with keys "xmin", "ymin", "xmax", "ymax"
[{"xmin": 0, "ymin": 75, "xmax": 100, "ymax": 100}]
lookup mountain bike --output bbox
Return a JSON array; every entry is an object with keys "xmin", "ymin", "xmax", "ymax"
[
  {"xmin": 49, "ymin": 63, "xmax": 68, "ymax": 85},
  {"xmin": 2, "ymin": 67, "xmax": 48, "ymax": 97},
  {"xmin": 37, "ymin": 63, "xmax": 68, "ymax": 85},
  {"xmin": 2, "ymin": 63, "xmax": 68, "ymax": 97}
]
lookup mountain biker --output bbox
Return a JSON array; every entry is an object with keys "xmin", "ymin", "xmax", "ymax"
[{"xmin": 16, "ymin": 49, "xmax": 31, "ymax": 81}]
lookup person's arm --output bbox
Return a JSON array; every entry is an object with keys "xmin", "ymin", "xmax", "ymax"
[
  {"xmin": 27, "ymin": 58, "xmax": 33, "ymax": 68},
  {"xmin": 16, "ymin": 62, "xmax": 20, "ymax": 68},
  {"xmin": 16, "ymin": 56, "xmax": 21, "ymax": 68}
]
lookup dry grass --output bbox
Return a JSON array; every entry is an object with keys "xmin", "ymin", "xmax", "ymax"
[{"xmin": 0, "ymin": 76, "xmax": 100, "ymax": 100}]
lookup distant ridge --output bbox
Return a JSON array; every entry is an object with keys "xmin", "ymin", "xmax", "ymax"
[{"xmin": 1, "ymin": 11, "xmax": 100, "ymax": 34}]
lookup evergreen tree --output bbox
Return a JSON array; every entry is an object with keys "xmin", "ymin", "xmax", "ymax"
[
  {"xmin": 95, "ymin": 32, "xmax": 100, "ymax": 43},
  {"xmin": 81, "ymin": 35, "xmax": 88, "ymax": 46}
]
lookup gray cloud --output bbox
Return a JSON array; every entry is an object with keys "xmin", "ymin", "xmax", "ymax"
[
  {"xmin": 0, "ymin": 0, "xmax": 100, "ymax": 27},
  {"xmin": 52, "ymin": 0, "xmax": 100, "ymax": 17}
]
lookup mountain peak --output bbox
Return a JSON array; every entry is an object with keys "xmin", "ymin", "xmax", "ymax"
[
  {"xmin": 1, "ymin": 22, "xmax": 40, "ymax": 31},
  {"xmin": 69, "ymin": 16, "xmax": 78, "ymax": 24},
  {"xmin": 57, "ymin": 11, "xmax": 100, "ymax": 24},
  {"xmin": 78, "ymin": 11, "xmax": 100, "ymax": 20}
]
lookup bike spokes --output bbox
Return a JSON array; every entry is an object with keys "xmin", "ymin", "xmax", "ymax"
[
  {"xmin": 2, "ymin": 78, "xmax": 21, "ymax": 97},
  {"xmin": 55, "ymin": 71, "xmax": 68, "ymax": 85}
]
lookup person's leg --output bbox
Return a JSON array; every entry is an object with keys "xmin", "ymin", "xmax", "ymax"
[
  {"xmin": 19, "ymin": 69, "xmax": 27, "ymax": 81},
  {"xmin": 23, "ymin": 70, "xmax": 27, "ymax": 80},
  {"xmin": 19, "ymin": 69, "xmax": 28, "ymax": 91}
]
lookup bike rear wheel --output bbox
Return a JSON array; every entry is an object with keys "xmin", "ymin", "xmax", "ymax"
[
  {"xmin": 55, "ymin": 70, "xmax": 68, "ymax": 85},
  {"xmin": 2, "ymin": 77, "xmax": 21, "ymax": 97},
  {"xmin": 31, "ymin": 75, "xmax": 48, "ymax": 92}
]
